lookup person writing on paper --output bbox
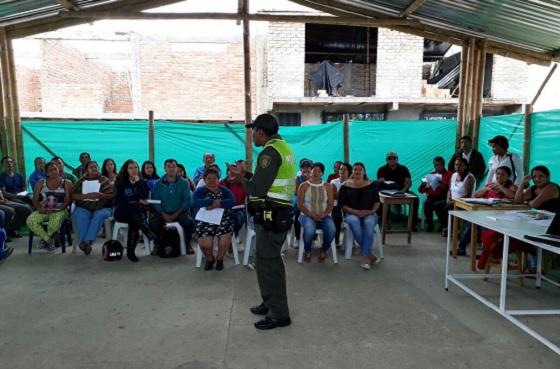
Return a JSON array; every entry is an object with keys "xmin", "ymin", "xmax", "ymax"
[
  {"xmin": 149, "ymin": 159, "xmax": 194, "ymax": 255},
  {"xmin": 298, "ymin": 162, "xmax": 335, "ymax": 263},
  {"xmin": 475, "ymin": 166, "xmax": 519, "ymax": 268},
  {"xmin": 72, "ymin": 161, "xmax": 114, "ymax": 255},
  {"xmin": 339, "ymin": 162, "xmax": 381, "ymax": 270},
  {"xmin": 419, "ymin": 156, "xmax": 452, "ymax": 232},
  {"xmin": 219, "ymin": 165, "xmax": 247, "ymax": 240},
  {"xmin": 26, "ymin": 162, "xmax": 72, "ymax": 253},
  {"xmin": 192, "ymin": 168, "xmax": 235, "ymax": 271},
  {"xmin": 435, "ymin": 158, "xmax": 475, "ymax": 238},
  {"xmin": 113, "ymin": 159, "xmax": 157, "ymax": 262},
  {"xmin": 376, "ymin": 151, "xmax": 419, "ymax": 231},
  {"xmin": 230, "ymin": 113, "xmax": 296, "ymax": 330}
]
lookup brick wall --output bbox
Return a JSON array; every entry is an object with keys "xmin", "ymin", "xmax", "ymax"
[
  {"xmin": 41, "ymin": 40, "xmax": 112, "ymax": 115},
  {"xmin": 491, "ymin": 55, "xmax": 528, "ymax": 101},
  {"xmin": 106, "ymin": 71, "xmax": 133, "ymax": 113},
  {"xmin": 375, "ymin": 28, "xmax": 423, "ymax": 98},
  {"xmin": 264, "ymin": 22, "xmax": 305, "ymax": 110},
  {"xmin": 16, "ymin": 65, "xmax": 41, "ymax": 112}
]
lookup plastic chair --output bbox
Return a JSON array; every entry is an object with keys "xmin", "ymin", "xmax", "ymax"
[
  {"xmin": 343, "ymin": 222, "xmax": 384, "ymax": 260},
  {"xmin": 146, "ymin": 222, "xmax": 187, "ymax": 256},
  {"xmin": 112, "ymin": 221, "xmax": 151, "ymax": 256},
  {"xmin": 242, "ymin": 216, "xmax": 290, "ymax": 266},
  {"xmin": 195, "ymin": 233, "xmax": 240, "ymax": 268},
  {"xmin": 297, "ymin": 229, "xmax": 338, "ymax": 264}
]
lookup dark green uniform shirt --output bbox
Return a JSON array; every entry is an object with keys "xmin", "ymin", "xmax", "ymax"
[{"xmin": 245, "ymin": 134, "xmax": 283, "ymax": 200}]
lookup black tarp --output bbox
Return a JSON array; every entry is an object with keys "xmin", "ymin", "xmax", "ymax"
[{"xmin": 309, "ymin": 61, "xmax": 343, "ymax": 96}]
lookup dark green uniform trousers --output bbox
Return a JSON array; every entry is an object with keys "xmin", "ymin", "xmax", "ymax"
[{"xmin": 255, "ymin": 224, "xmax": 290, "ymax": 320}]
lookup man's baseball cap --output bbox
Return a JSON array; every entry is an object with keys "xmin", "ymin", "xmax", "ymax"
[
  {"xmin": 246, "ymin": 113, "xmax": 279, "ymax": 131},
  {"xmin": 488, "ymin": 135, "xmax": 509, "ymax": 149}
]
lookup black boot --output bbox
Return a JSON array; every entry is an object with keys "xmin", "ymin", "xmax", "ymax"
[
  {"xmin": 127, "ymin": 228, "xmax": 140, "ymax": 262},
  {"xmin": 132, "ymin": 212, "xmax": 158, "ymax": 241}
]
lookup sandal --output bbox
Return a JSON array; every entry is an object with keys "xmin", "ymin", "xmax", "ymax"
[
  {"xmin": 319, "ymin": 251, "xmax": 327, "ymax": 262},
  {"xmin": 303, "ymin": 252, "xmax": 311, "ymax": 263},
  {"xmin": 368, "ymin": 255, "xmax": 380, "ymax": 266},
  {"xmin": 79, "ymin": 242, "xmax": 88, "ymax": 255}
]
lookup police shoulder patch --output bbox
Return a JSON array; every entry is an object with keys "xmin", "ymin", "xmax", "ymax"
[{"xmin": 259, "ymin": 155, "xmax": 272, "ymax": 169}]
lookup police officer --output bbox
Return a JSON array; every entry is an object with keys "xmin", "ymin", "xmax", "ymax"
[{"xmin": 233, "ymin": 113, "xmax": 296, "ymax": 330}]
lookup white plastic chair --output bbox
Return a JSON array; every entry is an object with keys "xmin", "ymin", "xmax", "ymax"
[
  {"xmin": 242, "ymin": 217, "xmax": 290, "ymax": 266},
  {"xmin": 146, "ymin": 222, "xmax": 187, "ymax": 256},
  {"xmin": 297, "ymin": 229, "xmax": 338, "ymax": 264},
  {"xmin": 195, "ymin": 233, "xmax": 240, "ymax": 268},
  {"xmin": 343, "ymin": 222, "xmax": 384, "ymax": 260},
  {"xmin": 112, "ymin": 221, "xmax": 151, "ymax": 256}
]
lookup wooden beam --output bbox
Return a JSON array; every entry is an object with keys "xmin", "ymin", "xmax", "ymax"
[
  {"xmin": 148, "ymin": 110, "xmax": 154, "ymax": 163},
  {"xmin": 463, "ymin": 38, "xmax": 476, "ymax": 137},
  {"xmin": 242, "ymin": 0, "xmax": 253, "ymax": 169},
  {"xmin": 57, "ymin": 0, "xmax": 80, "ymax": 12},
  {"xmin": 0, "ymin": 28, "xmax": 18, "ymax": 172},
  {"xmin": 530, "ymin": 63, "xmax": 557, "ymax": 106},
  {"xmin": 472, "ymin": 39, "xmax": 487, "ymax": 150},
  {"xmin": 399, "ymin": 0, "xmax": 427, "ymax": 18},
  {"xmin": 6, "ymin": 35, "xmax": 24, "ymax": 176},
  {"xmin": 58, "ymin": 11, "xmax": 419, "ymax": 27},
  {"xmin": 523, "ymin": 104, "xmax": 532, "ymax": 174},
  {"xmin": 0, "ymin": 57, "xmax": 6, "ymax": 157},
  {"xmin": 456, "ymin": 44, "xmax": 468, "ymax": 149},
  {"xmin": 343, "ymin": 113, "xmax": 349, "ymax": 163}
]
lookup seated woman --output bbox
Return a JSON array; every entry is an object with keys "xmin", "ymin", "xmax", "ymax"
[
  {"xmin": 113, "ymin": 159, "xmax": 157, "ymax": 262},
  {"xmin": 26, "ymin": 162, "xmax": 72, "ymax": 252},
  {"xmin": 177, "ymin": 163, "xmax": 196, "ymax": 191},
  {"xmin": 101, "ymin": 158, "xmax": 118, "ymax": 185},
  {"xmin": 219, "ymin": 165, "xmax": 247, "ymax": 239},
  {"xmin": 293, "ymin": 159, "xmax": 313, "ymax": 243},
  {"xmin": 338, "ymin": 162, "xmax": 380, "ymax": 270},
  {"xmin": 419, "ymin": 156, "xmax": 452, "ymax": 232},
  {"xmin": 298, "ymin": 162, "xmax": 335, "ymax": 263},
  {"xmin": 330, "ymin": 162, "xmax": 352, "ymax": 246},
  {"xmin": 475, "ymin": 166, "xmax": 518, "ymax": 268},
  {"xmin": 192, "ymin": 169, "xmax": 235, "ymax": 271},
  {"xmin": 141, "ymin": 160, "xmax": 160, "ymax": 191},
  {"xmin": 435, "ymin": 158, "xmax": 475, "ymax": 238},
  {"xmin": 72, "ymin": 161, "xmax": 114, "ymax": 255},
  {"xmin": 477, "ymin": 165, "xmax": 560, "ymax": 272}
]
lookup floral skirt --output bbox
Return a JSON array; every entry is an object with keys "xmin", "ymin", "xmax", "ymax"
[{"xmin": 196, "ymin": 211, "xmax": 234, "ymax": 237}]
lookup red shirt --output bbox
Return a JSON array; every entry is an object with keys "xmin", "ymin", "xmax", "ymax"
[
  {"xmin": 219, "ymin": 179, "xmax": 246, "ymax": 206},
  {"xmin": 419, "ymin": 170, "xmax": 452, "ymax": 198},
  {"xmin": 327, "ymin": 173, "xmax": 338, "ymax": 182}
]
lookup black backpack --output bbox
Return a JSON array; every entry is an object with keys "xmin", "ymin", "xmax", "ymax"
[
  {"xmin": 102, "ymin": 240, "xmax": 123, "ymax": 261},
  {"xmin": 157, "ymin": 227, "xmax": 181, "ymax": 258}
]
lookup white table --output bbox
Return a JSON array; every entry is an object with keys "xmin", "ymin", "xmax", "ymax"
[{"xmin": 445, "ymin": 210, "xmax": 560, "ymax": 355}]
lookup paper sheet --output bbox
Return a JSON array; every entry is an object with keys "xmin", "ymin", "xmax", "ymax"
[
  {"xmin": 424, "ymin": 174, "xmax": 442, "ymax": 190},
  {"xmin": 82, "ymin": 180, "xmax": 100, "ymax": 194},
  {"xmin": 195, "ymin": 207, "xmax": 224, "ymax": 225}
]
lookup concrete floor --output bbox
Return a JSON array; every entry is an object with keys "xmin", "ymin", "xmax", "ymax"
[{"xmin": 1, "ymin": 232, "xmax": 559, "ymax": 369}]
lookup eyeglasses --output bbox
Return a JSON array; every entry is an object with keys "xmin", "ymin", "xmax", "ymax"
[{"xmin": 386, "ymin": 156, "xmax": 397, "ymax": 160}]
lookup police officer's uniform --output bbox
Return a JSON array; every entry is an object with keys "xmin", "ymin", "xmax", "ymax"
[{"xmin": 244, "ymin": 114, "xmax": 295, "ymax": 329}]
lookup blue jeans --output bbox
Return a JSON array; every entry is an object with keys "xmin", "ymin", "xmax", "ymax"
[
  {"xmin": 299, "ymin": 214, "xmax": 335, "ymax": 251},
  {"xmin": 344, "ymin": 213, "xmax": 378, "ymax": 256},
  {"xmin": 232, "ymin": 208, "xmax": 246, "ymax": 236},
  {"xmin": 73, "ymin": 207, "xmax": 112, "ymax": 243}
]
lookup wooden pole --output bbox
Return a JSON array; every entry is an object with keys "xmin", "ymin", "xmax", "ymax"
[
  {"xmin": 0, "ymin": 29, "xmax": 17, "ymax": 167},
  {"xmin": 0, "ymin": 60, "xmax": 7, "ymax": 157},
  {"xmin": 6, "ymin": 36, "xmax": 24, "ymax": 176},
  {"xmin": 531, "ymin": 63, "xmax": 557, "ymax": 106},
  {"xmin": 343, "ymin": 113, "xmax": 349, "ymax": 162},
  {"xmin": 472, "ymin": 39, "xmax": 487, "ymax": 150},
  {"xmin": 523, "ymin": 104, "xmax": 533, "ymax": 174},
  {"xmin": 456, "ymin": 44, "xmax": 468, "ymax": 148},
  {"xmin": 469, "ymin": 40, "xmax": 480, "ymax": 138},
  {"xmin": 148, "ymin": 110, "xmax": 154, "ymax": 163},
  {"xmin": 241, "ymin": 0, "xmax": 253, "ymax": 169}
]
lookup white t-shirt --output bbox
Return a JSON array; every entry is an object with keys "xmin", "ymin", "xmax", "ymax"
[
  {"xmin": 450, "ymin": 172, "xmax": 475, "ymax": 200},
  {"xmin": 487, "ymin": 152, "xmax": 523, "ymax": 187},
  {"xmin": 330, "ymin": 178, "xmax": 343, "ymax": 206}
]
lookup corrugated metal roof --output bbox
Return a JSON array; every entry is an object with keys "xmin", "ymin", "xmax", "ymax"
[
  {"xmin": 317, "ymin": 0, "xmax": 560, "ymax": 54},
  {"xmin": 0, "ymin": 0, "xmax": 114, "ymax": 26}
]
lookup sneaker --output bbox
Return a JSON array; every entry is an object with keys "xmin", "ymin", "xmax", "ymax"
[
  {"xmin": 37, "ymin": 240, "xmax": 48, "ymax": 250},
  {"xmin": 360, "ymin": 263, "xmax": 371, "ymax": 270},
  {"xmin": 46, "ymin": 242, "xmax": 56, "ymax": 254}
]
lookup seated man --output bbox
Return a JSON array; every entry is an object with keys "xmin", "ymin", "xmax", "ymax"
[
  {"xmin": 0, "ymin": 189, "xmax": 32, "ymax": 239},
  {"xmin": 376, "ymin": 151, "xmax": 419, "ymax": 230},
  {"xmin": 419, "ymin": 156, "xmax": 452, "ymax": 232},
  {"xmin": 28, "ymin": 157, "xmax": 46, "ymax": 191},
  {"xmin": 72, "ymin": 152, "xmax": 91, "ymax": 179},
  {"xmin": 193, "ymin": 152, "xmax": 221, "ymax": 183},
  {"xmin": 0, "ymin": 210, "xmax": 14, "ymax": 265},
  {"xmin": 0, "ymin": 156, "xmax": 26, "ymax": 195},
  {"xmin": 149, "ymin": 159, "xmax": 194, "ymax": 254}
]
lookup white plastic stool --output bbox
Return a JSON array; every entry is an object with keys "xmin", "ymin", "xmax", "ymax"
[
  {"xmin": 195, "ymin": 233, "xmax": 240, "ymax": 268},
  {"xmin": 147, "ymin": 222, "xmax": 187, "ymax": 256},
  {"xmin": 112, "ymin": 221, "xmax": 151, "ymax": 256},
  {"xmin": 297, "ymin": 229, "xmax": 338, "ymax": 264},
  {"xmin": 343, "ymin": 222, "xmax": 384, "ymax": 260}
]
